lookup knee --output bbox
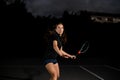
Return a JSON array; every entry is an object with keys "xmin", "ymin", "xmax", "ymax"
[
  {"xmin": 50, "ymin": 73, "xmax": 60, "ymax": 80},
  {"xmin": 51, "ymin": 72, "xmax": 58, "ymax": 78},
  {"xmin": 57, "ymin": 74, "xmax": 60, "ymax": 78}
]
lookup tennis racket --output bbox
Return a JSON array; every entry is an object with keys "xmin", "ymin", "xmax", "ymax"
[{"xmin": 76, "ymin": 41, "xmax": 89, "ymax": 57}]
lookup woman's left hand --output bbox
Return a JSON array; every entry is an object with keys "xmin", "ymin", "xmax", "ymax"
[{"xmin": 62, "ymin": 55, "xmax": 69, "ymax": 58}]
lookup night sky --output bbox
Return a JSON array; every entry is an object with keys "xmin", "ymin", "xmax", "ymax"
[{"xmin": 25, "ymin": 0, "xmax": 120, "ymax": 17}]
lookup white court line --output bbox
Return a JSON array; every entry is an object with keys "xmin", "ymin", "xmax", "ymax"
[
  {"xmin": 80, "ymin": 66, "xmax": 104, "ymax": 80},
  {"xmin": 104, "ymin": 65, "xmax": 120, "ymax": 71}
]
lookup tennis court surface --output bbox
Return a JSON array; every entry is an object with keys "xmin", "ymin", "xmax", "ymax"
[{"xmin": 0, "ymin": 58, "xmax": 120, "ymax": 80}]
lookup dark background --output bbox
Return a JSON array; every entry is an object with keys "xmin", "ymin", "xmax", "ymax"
[{"xmin": 1, "ymin": 0, "xmax": 120, "ymax": 67}]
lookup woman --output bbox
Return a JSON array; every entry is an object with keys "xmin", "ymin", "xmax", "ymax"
[{"xmin": 43, "ymin": 22, "xmax": 76, "ymax": 80}]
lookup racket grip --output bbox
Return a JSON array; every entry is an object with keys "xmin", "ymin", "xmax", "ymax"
[
  {"xmin": 75, "ymin": 50, "xmax": 81, "ymax": 57},
  {"xmin": 78, "ymin": 50, "xmax": 81, "ymax": 54}
]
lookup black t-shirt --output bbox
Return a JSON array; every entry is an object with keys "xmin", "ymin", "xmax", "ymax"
[{"xmin": 44, "ymin": 31, "xmax": 62, "ymax": 59}]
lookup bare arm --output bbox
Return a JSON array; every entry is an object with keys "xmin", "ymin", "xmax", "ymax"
[
  {"xmin": 53, "ymin": 40, "xmax": 76, "ymax": 59},
  {"xmin": 61, "ymin": 47, "xmax": 76, "ymax": 59}
]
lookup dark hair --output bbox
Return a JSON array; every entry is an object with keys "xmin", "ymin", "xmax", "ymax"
[{"xmin": 44, "ymin": 22, "xmax": 67, "ymax": 45}]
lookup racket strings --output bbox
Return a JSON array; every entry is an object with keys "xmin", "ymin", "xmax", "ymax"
[{"xmin": 80, "ymin": 42, "xmax": 89, "ymax": 53}]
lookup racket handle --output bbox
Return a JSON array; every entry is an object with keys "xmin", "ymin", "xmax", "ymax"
[
  {"xmin": 78, "ymin": 50, "xmax": 81, "ymax": 54},
  {"xmin": 75, "ymin": 50, "xmax": 81, "ymax": 57}
]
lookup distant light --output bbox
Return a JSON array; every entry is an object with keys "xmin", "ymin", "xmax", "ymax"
[{"xmin": 91, "ymin": 16, "xmax": 120, "ymax": 23}]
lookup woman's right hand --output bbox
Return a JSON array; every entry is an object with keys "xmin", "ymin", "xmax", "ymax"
[
  {"xmin": 62, "ymin": 54, "xmax": 76, "ymax": 59},
  {"xmin": 70, "ymin": 55, "xmax": 76, "ymax": 59}
]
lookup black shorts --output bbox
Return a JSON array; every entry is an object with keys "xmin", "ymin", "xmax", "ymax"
[{"xmin": 43, "ymin": 59, "xmax": 58, "ymax": 66}]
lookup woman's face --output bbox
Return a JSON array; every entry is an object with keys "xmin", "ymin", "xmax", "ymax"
[{"xmin": 55, "ymin": 24, "xmax": 64, "ymax": 36}]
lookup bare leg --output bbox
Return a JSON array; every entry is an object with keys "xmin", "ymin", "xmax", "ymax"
[
  {"xmin": 45, "ymin": 63, "xmax": 58, "ymax": 80},
  {"xmin": 54, "ymin": 63, "xmax": 60, "ymax": 78}
]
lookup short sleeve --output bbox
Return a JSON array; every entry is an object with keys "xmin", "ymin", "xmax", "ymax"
[{"xmin": 51, "ymin": 33, "xmax": 58, "ymax": 41}]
